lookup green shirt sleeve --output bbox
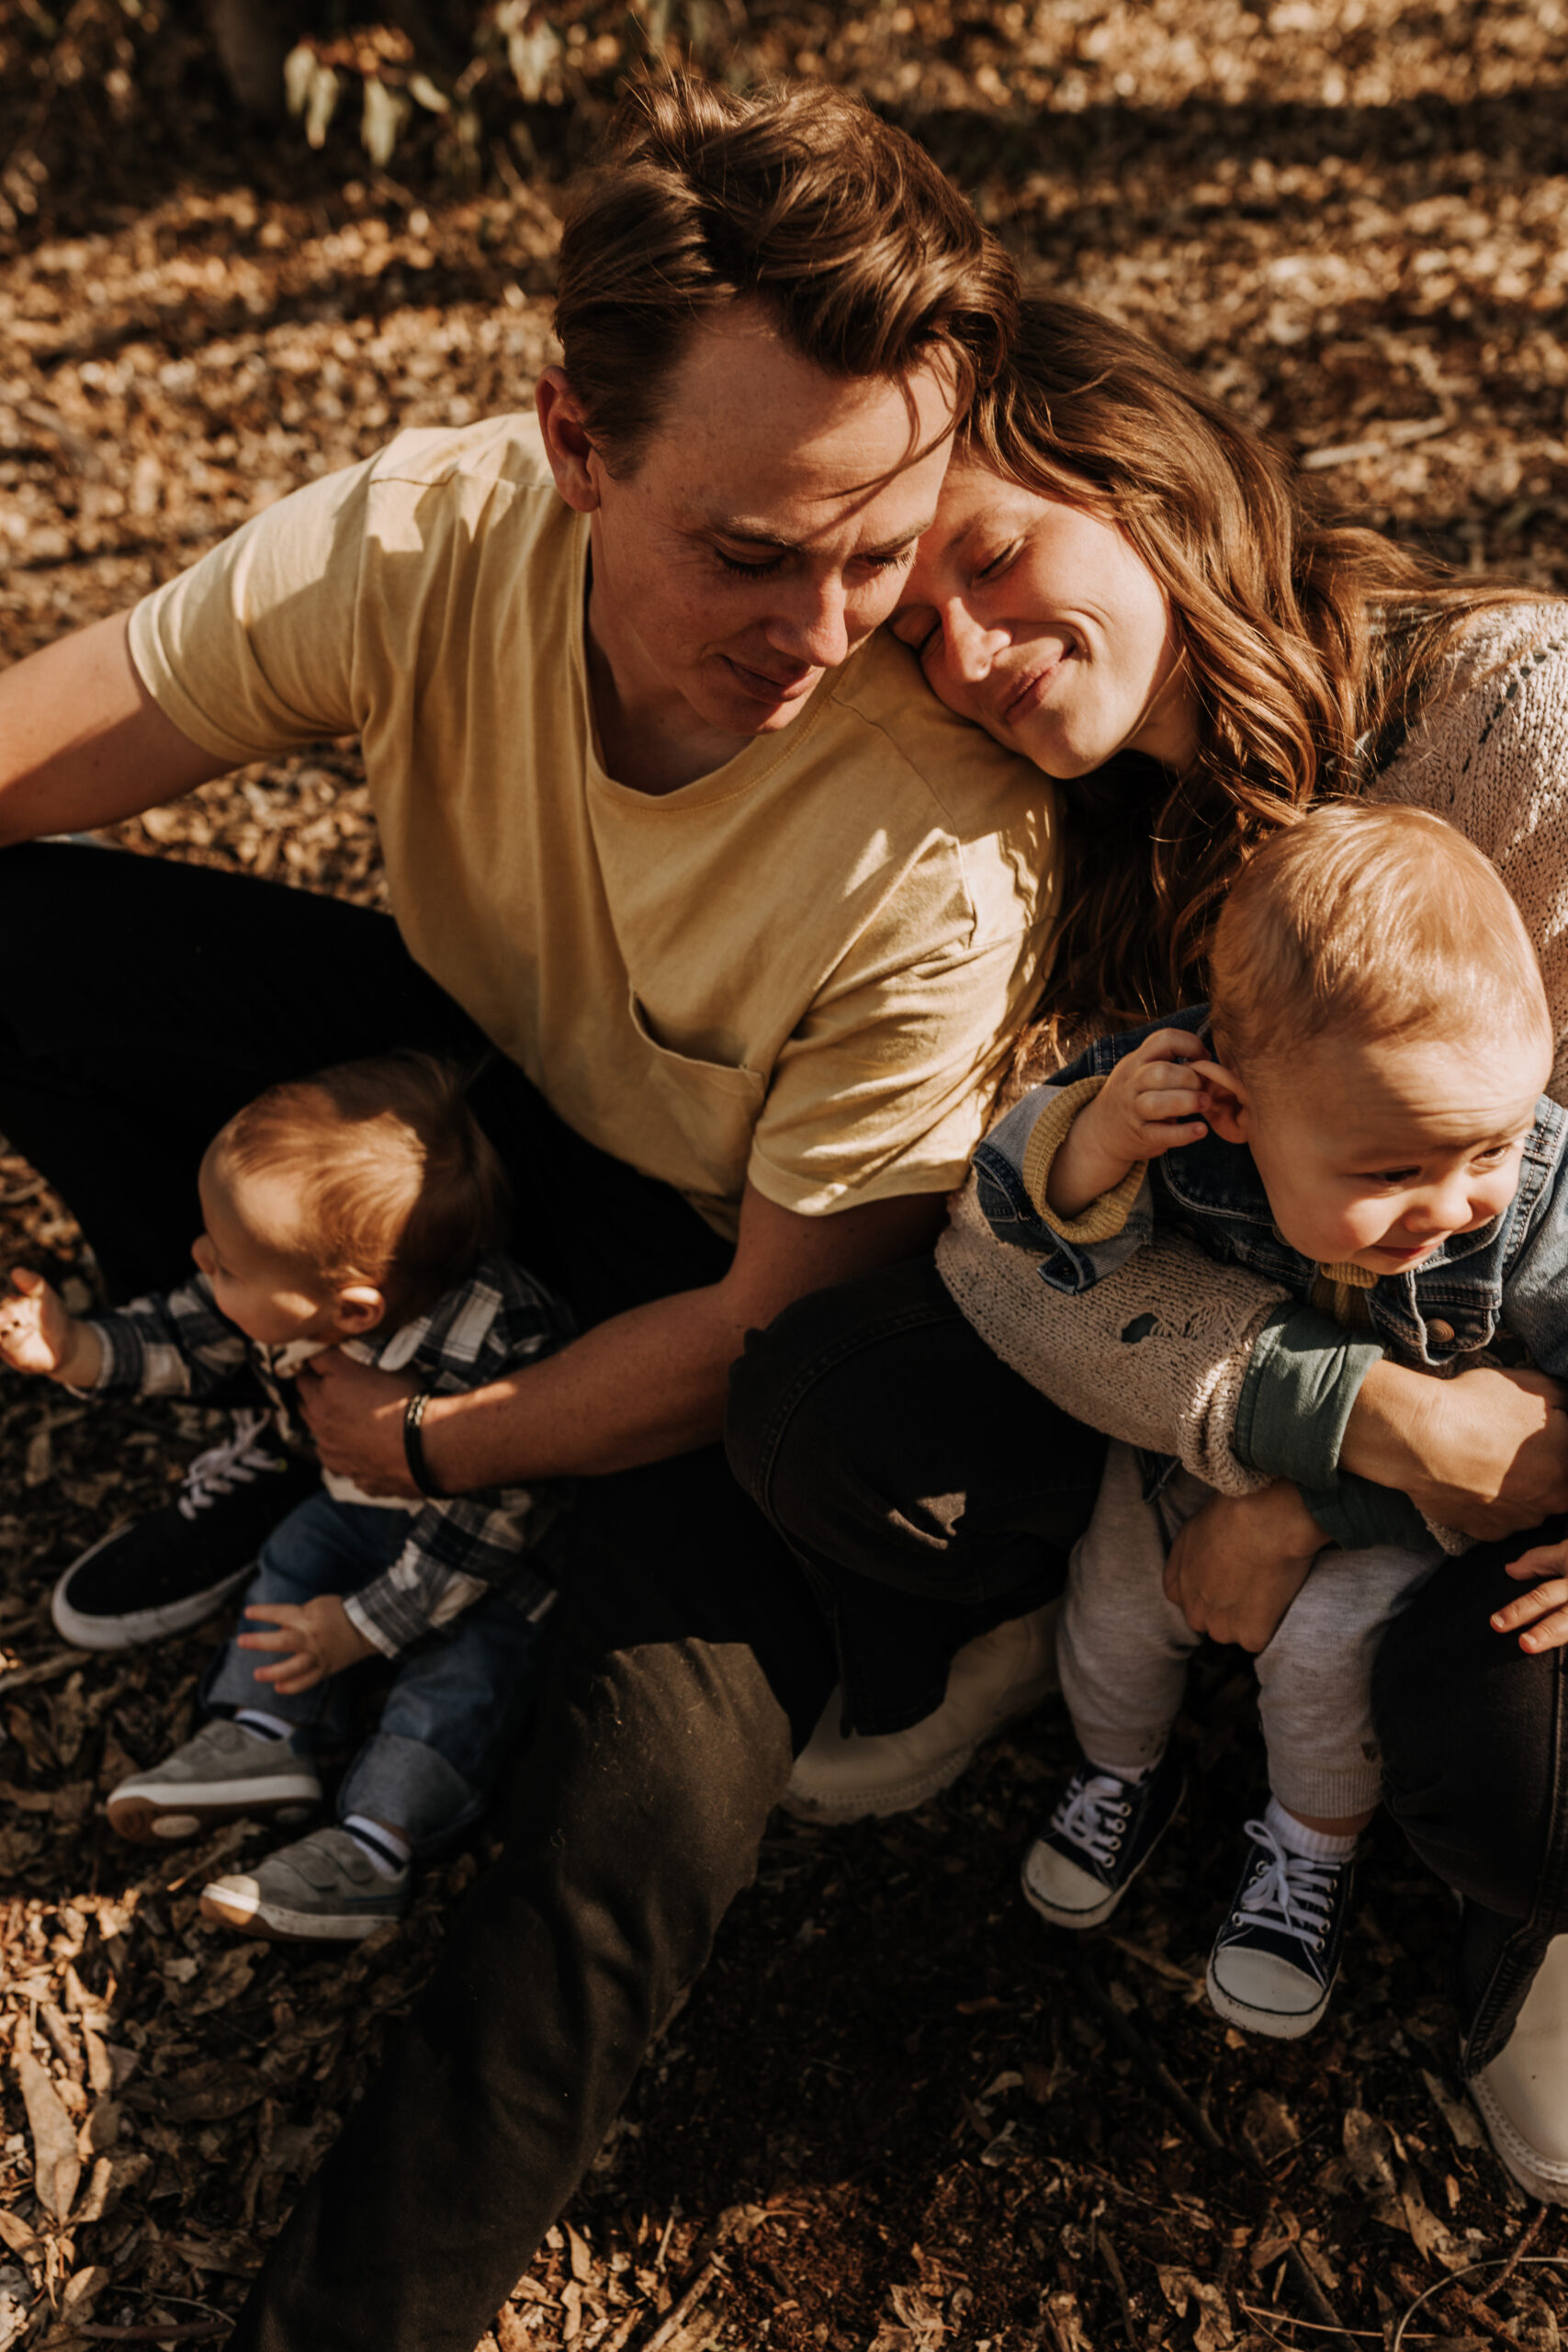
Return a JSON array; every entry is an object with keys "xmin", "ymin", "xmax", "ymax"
[{"xmin": 1234, "ymin": 1303, "xmax": 1430, "ymax": 1551}]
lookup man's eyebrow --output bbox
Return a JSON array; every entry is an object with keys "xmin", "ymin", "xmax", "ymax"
[{"xmin": 701, "ymin": 515, "xmax": 939, "ymax": 558}]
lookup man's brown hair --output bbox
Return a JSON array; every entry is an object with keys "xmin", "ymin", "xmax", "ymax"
[
  {"xmin": 211, "ymin": 1054, "xmax": 509, "ymax": 1321},
  {"xmin": 554, "ymin": 71, "xmax": 1018, "ymax": 469}
]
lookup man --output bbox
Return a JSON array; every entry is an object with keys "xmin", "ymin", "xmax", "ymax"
[{"xmin": 0, "ymin": 74, "xmax": 1085, "ymax": 2349}]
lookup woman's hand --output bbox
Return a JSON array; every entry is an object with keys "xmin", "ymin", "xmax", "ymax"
[
  {"xmin": 1342, "ymin": 1360, "xmax": 1568, "ymax": 1539},
  {"xmin": 1162, "ymin": 1481, "xmax": 1326, "ymax": 1653},
  {"xmin": 238, "ymin": 1593, "xmax": 378, "ymax": 1693},
  {"xmin": 1491, "ymin": 1540, "xmax": 1568, "ymax": 1655},
  {"xmin": 295, "ymin": 1349, "xmax": 419, "ymax": 1498}
]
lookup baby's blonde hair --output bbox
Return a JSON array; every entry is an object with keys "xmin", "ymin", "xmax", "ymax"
[
  {"xmin": 209, "ymin": 1054, "xmax": 508, "ymax": 1319},
  {"xmin": 1209, "ymin": 803, "xmax": 1551, "ymax": 1076}
]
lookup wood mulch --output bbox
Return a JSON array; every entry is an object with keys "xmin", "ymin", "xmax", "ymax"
[{"xmin": 4, "ymin": 2, "xmax": 1568, "ymax": 2345}]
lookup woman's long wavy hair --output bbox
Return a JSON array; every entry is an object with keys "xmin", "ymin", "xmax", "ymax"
[{"xmin": 966, "ymin": 300, "xmax": 1536, "ymax": 1066}]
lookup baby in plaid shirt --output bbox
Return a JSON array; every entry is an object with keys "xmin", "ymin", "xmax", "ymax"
[{"xmin": 0, "ymin": 1053, "xmax": 570, "ymax": 1941}]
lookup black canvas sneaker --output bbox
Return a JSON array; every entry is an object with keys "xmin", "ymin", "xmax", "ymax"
[
  {"xmin": 1205, "ymin": 1817, "xmax": 1355, "ymax": 2040},
  {"xmin": 1021, "ymin": 1746, "xmax": 1185, "ymax": 1930},
  {"xmin": 51, "ymin": 1409, "xmax": 320, "ymax": 1651}
]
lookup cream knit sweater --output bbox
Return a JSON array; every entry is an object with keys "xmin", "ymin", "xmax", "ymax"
[{"xmin": 936, "ymin": 602, "xmax": 1568, "ymax": 1493}]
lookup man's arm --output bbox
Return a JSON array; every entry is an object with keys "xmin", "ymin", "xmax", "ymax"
[
  {"xmin": 0, "ymin": 612, "xmax": 229, "ymax": 845},
  {"xmin": 1338, "ymin": 1358, "xmax": 1568, "ymax": 1537},
  {"xmin": 298, "ymin": 1182, "xmax": 948, "ymax": 1494}
]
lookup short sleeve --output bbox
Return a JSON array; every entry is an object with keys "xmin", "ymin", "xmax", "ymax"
[
  {"xmin": 126, "ymin": 458, "xmax": 378, "ymax": 764},
  {"xmin": 745, "ymin": 910, "xmax": 1051, "ymax": 1216}
]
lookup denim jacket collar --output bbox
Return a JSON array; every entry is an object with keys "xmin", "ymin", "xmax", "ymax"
[{"xmin": 1074, "ymin": 1005, "xmax": 1568, "ymax": 1371}]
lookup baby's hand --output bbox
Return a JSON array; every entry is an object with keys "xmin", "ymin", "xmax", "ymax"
[
  {"xmin": 237, "ymin": 1594, "xmax": 378, "ymax": 1694},
  {"xmin": 0, "ymin": 1267, "xmax": 99, "ymax": 1385},
  {"xmin": 1048, "ymin": 1030, "xmax": 1233, "ymax": 1220},
  {"xmin": 1491, "ymin": 1542, "xmax": 1568, "ymax": 1654}
]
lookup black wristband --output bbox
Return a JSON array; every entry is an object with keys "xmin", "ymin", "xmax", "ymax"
[{"xmin": 402, "ymin": 1388, "xmax": 448, "ymax": 1500}]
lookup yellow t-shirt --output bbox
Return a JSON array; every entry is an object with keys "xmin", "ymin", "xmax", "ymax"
[{"xmin": 129, "ymin": 416, "xmax": 1060, "ymax": 1238}]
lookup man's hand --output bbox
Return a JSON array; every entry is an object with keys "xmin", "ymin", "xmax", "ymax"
[
  {"xmin": 295, "ymin": 1350, "xmax": 418, "ymax": 1497},
  {"xmin": 1342, "ymin": 1361, "xmax": 1568, "ymax": 1540},
  {"xmin": 0, "ymin": 1267, "xmax": 102, "ymax": 1386},
  {"xmin": 1046, "ymin": 1029, "xmax": 1221, "ymax": 1220},
  {"xmin": 1163, "ymin": 1481, "xmax": 1326, "ymax": 1653},
  {"xmin": 237, "ymin": 1593, "xmax": 378, "ymax": 1693},
  {"xmin": 311, "ymin": 1183, "xmax": 945, "ymax": 1499}
]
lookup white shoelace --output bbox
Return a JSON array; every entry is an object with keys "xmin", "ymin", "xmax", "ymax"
[
  {"xmin": 1049, "ymin": 1770, "xmax": 1134, "ymax": 1870},
  {"xmin": 176, "ymin": 1408, "xmax": 278, "ymax": 1521},
  {"xmin": 1234, "ymin": 1817, "xmax": 1339, "ymax": 1948}
]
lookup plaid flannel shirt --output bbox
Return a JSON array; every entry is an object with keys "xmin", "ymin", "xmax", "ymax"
[{"xmin": 85, "ymin": 1250, "xmax": 572, "ymax": 1657}]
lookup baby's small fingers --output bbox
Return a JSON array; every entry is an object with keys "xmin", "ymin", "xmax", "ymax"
[
  {"xmin": 1139, "ymin": 1029, "xmax": 1207, "ymax": 1064},
  {"xmin": 1136, "ymin": 1083, "xmax": 1209, "ymax": 1125},
  {"xmin": 235, "ymin": 1626, "xmax": 299, "ymax": 1655},
  {"xmin": 266, "ymin": 1665, "xmax": 320, "ymax": 1695},
  {"xmin": 253, "ymin": 1652, "xmax": 311, "ymax": 1687}
]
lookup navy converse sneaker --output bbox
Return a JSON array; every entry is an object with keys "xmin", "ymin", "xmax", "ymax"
[
  {"xmin": 1021, "ymin": 1747, "xmax": 1185, "ymax": 1930},
  {"xmin": 1206, "ymin": 1817, "xmax": 1355, "ymax": 2040},
  {"xmin": 51, "ymin": 1409, "xmax": 319, "ymax": 1651}
]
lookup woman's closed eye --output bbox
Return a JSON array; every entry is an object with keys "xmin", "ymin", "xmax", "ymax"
[{"xmin": 974, "ymin": 537, "xmax": 1021, "ymax": 583}]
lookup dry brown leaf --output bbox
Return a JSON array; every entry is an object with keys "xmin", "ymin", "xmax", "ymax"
[
  {"xmin": 78, "ymin": 2029, "xmax": 114, "ymax": 2098},
  {"xmin": 564, "ymin": 2221, "xmax": 592, "ymax": 2284},
  {"xmin": 1422, "ymin": 2069, "xmax": 1486, "ymax": 2152},
  {"xmin": 1342, "ymin": 2106, "xmax": 1401, "ymax": 2198},
  {"xmin": 0, "ymin": 2211, "xmax": 39, "ymax": 2262},
  {"xmin": 76, "ymin": 2098, "xmax": 120, "ymax": 2158},
  {"xmin": 60, "ymin": 2267, "xmax": 109, "ymax": 2317},
  {"xmin": 886, "ymin": 2282, "xmax": 946, "ymax": 2348},
  {"xmin": 16, "ymin": 2047, "xmax": 82, "ymax": 2221},
  {"xmin": 1240, "ymin": 2089, "xmax": 1300, "ymax": 2166},
  {"xmin": 1156, "ymin": 2267, "xmax": 1234, "ymax": 2352},
  {"xmin": 73, "ymin": 2150, "xmax": 152, "ymax": 2226}
]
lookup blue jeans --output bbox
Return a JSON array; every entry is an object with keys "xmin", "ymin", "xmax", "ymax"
[{"xmin": 204, "ymin": 1493, "xmax": 551, "ymax": 1851}]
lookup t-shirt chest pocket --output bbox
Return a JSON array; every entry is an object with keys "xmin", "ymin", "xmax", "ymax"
[{"xmin": 626, "ymin": 990, "xmax": 766, "ymax": 1195}]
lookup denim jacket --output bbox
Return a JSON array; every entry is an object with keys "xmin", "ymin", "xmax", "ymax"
[{"xmin": 974, "ymin": 1008, "xmax": 1568, "ymax": 1506}]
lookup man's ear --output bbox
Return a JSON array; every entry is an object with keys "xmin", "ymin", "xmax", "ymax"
[
  {"xmin": 536, "ymin": 368, "xmax": 604, "ymax": 514},
  {"xmin": 1192, "ymin": 1058, "xmax": 1251, "ymax": 1147},
  {"xmin": 333, "ymin": 1285, "xmax": 386, "ymax": 1337}
]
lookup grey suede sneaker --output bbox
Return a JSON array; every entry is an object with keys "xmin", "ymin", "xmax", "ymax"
[
  {"xmin": 107, "ymin": 1719, "xmax": 321, "ymax": 1843},
  {"xmin": 201, "ymin": 1826, "xmax": 411, "ymax": 1941}
]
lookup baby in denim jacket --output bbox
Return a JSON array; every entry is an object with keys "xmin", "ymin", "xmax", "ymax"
[{"xmin": 975, "ymin": 801, "xmax": 1568, "ymax": 2038}]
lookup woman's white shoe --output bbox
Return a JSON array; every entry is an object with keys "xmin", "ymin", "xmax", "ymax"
[
  {"xmin": 783, "ymin": 1601, "xmax": 1060, "ymax": 1823},
  {"xmin": 1469, "ymin": 1930, "xmax": 1568, "ymax": 2202}
]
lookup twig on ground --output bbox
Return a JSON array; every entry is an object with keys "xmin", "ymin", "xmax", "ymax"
[
  {"xmin": 1094, "ymin": 2225, "xmax": 1137, "ymax": 2347},
  {"xmin": 1069, "ymin": 1950, "xmax": 1345, "ymax": 2332},
  {"xmin": 1393, "ymin": 2256, "xmax": 1568, "ymax": 2352},
  {"xmin": 634, "ymin": 2256, "xmax": 724, "ymax": 2352}
]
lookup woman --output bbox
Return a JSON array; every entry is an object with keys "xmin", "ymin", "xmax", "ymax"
[{"xmin": 728, "ymin": 297, "xmax": 1568, "ymax": 2199}]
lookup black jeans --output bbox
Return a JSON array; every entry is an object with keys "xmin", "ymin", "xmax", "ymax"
[
  {"xmin": 732, "ymin": 1257, "xmax": 1568, "ymax": 2074},
  {"xmin": 0, "ymin": 845, "xmax": 1100, "ymax": 2351}
]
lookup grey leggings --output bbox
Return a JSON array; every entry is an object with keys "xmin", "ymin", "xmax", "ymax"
[{"xmin": 1059, "ymin": 1442, "xmax": 1441, "ymax": 1820}]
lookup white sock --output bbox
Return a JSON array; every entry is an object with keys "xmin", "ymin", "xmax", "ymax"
[
  {"xmin": 234, "ymin": 1710, "xmax": 293, "ymax": 1744},
  {"xmin": 1267, "ymin": 1794, "xmax": 1358, "ymax": 1863},
  {"xmin": 343, "ymin": 1815, "xmax": 412, "ymax": 1878}
]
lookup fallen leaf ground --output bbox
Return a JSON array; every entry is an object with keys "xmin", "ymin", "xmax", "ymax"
[{"xmin": 4, "ymin": 3, "xmax": 1568, "ymax": 2346}]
